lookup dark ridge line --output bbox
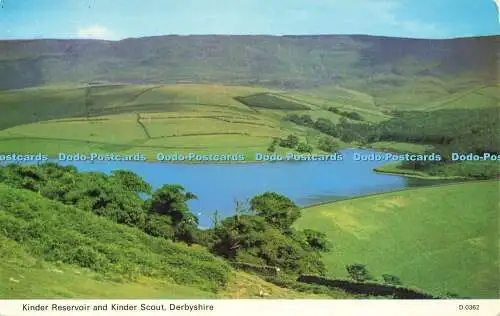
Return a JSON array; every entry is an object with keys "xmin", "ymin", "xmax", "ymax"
[{"xmin": 6, "ymin": 33, "xmax": 495, "ymax": 42}]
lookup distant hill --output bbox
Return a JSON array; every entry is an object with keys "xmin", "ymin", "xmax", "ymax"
[{"xmin": 0, "ymin": 35, "xmax": 497, "ymax": 92}]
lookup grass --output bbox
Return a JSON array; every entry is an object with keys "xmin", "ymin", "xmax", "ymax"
[
  {"xmin": 0, "ymin": 83, "xmax": 364, "ymax": 161},
  {"xmin": 0, "ymin": 183, "xmax": 340, "ymax": 299},
  {"xmin": 294, "ymin": 181, "xmax": 500, "ymax": 298},
  {"xmin": 1, "ymin": 236, "xmax": 332, "ymax": 299},
  {"xmin": 0, "ymin": 236, "xmax": 217, "ymax": 299},
  {"xmin": 0, "ymin": 81, "xmax": 497, "ymax": 162},
  {"xmin": 367, "ymin": 142, "xmax": 433, "ymax": 154},
  {"xmin": 0, "ymin": 183, "xmax": 232, "ymax": 293},
  {"xmin": 373, "ymin": 162, "xmax": 460, "ymax": 180},
  {"xmin": 375, "ymin": 161, "xmax": 500, "ymax": 180}
]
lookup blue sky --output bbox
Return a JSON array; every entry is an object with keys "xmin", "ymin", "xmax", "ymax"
[{"xmin": 0, "ymin": 0, "xmax": 498, "ymax": 40}]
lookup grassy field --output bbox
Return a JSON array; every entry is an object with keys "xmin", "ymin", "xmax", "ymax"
[
  {"xmin": 375, "ymin": 161, "xmax": 500, "ymax": 180},
  {"xmin": 294, "ymin": 181, "xmax": 500, "ymax": 298},
  {"xmin": 0, "ymin": 81, "xmax": 498, "ymax": 162},
  {"xmin": 0, "ymin": 83, "xmax": 384, "ymax": 161}
]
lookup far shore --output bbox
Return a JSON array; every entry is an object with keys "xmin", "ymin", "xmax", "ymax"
[
  {"xmin": 373, "ymin": 167, "xmax": 468, "ymax": 180},
  {"xmin": 300, "ymin": 178, "xmax": 493, "ymax": 210}
]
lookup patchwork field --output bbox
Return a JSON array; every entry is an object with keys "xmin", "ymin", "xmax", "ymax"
[
  {"xmin": 1, "ymin": 81, "xmax": 498, "ymax": 161},
  {"xmin": 294, "ymin": 181, "xmax": 500, "ymax": 298},
  {"xmin": 0, "ymin": 83, "xmax": 386, "ymax": 160}
]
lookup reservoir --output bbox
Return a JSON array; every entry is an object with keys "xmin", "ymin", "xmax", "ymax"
[{"xmin": 36, "ymin": 148, "xmax": 454, "ymax": 227}]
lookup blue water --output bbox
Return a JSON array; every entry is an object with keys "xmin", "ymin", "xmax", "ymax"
[{"xmin": 44, "ymin": 148, "xmax": 449, "ymax": 227}]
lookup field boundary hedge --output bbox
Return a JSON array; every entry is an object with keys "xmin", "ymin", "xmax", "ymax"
[{"xmin": 297, "ymin": 275, "xmax": 439, "ymax": 299}]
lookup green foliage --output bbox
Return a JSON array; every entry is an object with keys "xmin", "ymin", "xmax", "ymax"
[
  {"xmin": 377, "ymin": 108, "xmax": 500, "ymax": 155},
  {"xmin": 313, "ymin": 118, "xmax": 339, "ymax": 137},
  {"xmin": 279, "ymin": 134, "xmax": 300, "ymax": 148},
  {"xmin": 250, "ymin": 192, "xmax": 301, "ymax": 231},
  {"xmin": 346, "ymin": 264, "xmax": 374, "ymax": 282},
  {"xmin": 234, "ymin": 93, "xmax": 308, "ymax": 110},
  {"xmin": 327, "ymin": 107, "xmax": 340, "ymax": 114},
  {"xmin": 110, "ymin": 170, "xmax": 152, "ymax": 195},
  {"xmin": 317, "ymin": 135, "xmax": 339, "ymax": 153},
  {"xmin": 267, "ymin": 138, "xmax": 278, "ymax": 152},
  {"xmin": 0, "ymin": 164, "xmax": 203, "ymax": 244},
  {"xmin": 147, "ymin": 184, "xmax": 197, "ymax": 225},
  {"xmin": 283, "ymin": 114, "xmax": 315, "ymax": 127},
  {"xmin": 301, "ymin": 229, "xmax": 332, "ymax": 252},
  {"xmin": 327, "ymin": 107, "xmax": 364, "ymax": 121},
  {"xmin": 382, "ymin": 274, "xmax": 402, "ymax": 286},
  {"xmin": 344, "ymin": 111, "xmax": 363, "ymax": 121},
  {"xmin": 0, "ymin": 184, "xmax": 231, "ymax": 292},
  {"xmin": 210, "ymin": 215, "xmax": 326, "ymax": 276},
  {"xmin": 296, "ymin": 142, "xmax": 313, "ymax": 153}
]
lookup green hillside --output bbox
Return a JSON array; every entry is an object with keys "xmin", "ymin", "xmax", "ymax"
[
  {"xmin": 0, "ymin": 83, "xmax": 375, "ymax": 160},
  {"xmin": 0, "ymin": 182, "xmax": 338, "ymax": 299},
  {"xmin": 0, "ymin": 35, "xmax": 496, "ymax": 94},
  {"xmin": 294, "ymin": 181, "xmax": 500, "ymax": 298}
]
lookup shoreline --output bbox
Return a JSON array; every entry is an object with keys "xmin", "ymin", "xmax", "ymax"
[
  {"xmin": 372, "ymin": 167, "xmax": 468, "ymax": 180},
  {"xmin": 300, "ymin": 178, "xmax": 494, "ymax": 210}
]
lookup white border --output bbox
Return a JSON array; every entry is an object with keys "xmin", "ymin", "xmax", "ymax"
[{"xmin": 0, "ymin": 300, "xmax": 499, "ymax": 316}]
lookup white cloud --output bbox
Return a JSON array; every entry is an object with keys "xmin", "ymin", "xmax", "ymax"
[
  {"xmin": 493, "ymin": 0, "xmax": 500, "ymax": 23},
  {"xmin": 77, "ymin": 25, "xmax": 115, "ymax": 40}
]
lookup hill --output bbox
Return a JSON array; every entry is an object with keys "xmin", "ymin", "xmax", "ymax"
[
  {"xmin": 0, "ymin": 182, "xmax": 338, "ymax": 299},
  {"xmin": 0, "ymin": 84, "xmax": 341, "ymax": 160},
  {"xmin": 294, "ymin": 181, "xmax": 500, "ymax": 298},
  {"xmin": 0, "ymin": 35, "xmax": 497, "ymax": 104}
]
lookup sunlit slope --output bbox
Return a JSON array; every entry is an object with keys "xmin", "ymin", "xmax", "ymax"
[
  {"xmin": 0, "ymin": 83, "xmax": 382, "ymax": 159},
  {"xmin": 294, "ymin": 181, "xmax": 500, "ymax": 298},
  {"xmin": 0, "ymin": 183, "xmax": 332, "ymax": 299},
  {"xmin": 424, "ymin": 84, "xmax": 500, "ymax": 110},
  {"xmin": 0, "ymin": 84, "xmax": 309, "ymax": 159}
]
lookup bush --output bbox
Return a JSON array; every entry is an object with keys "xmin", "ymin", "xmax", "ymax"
[
  {"xmin": 382, "ymin": 274, "xmax": 402, "ymax": 286},
  {"xmin": 296, "ymin": 142, "xmax": 313, "ymax": 153},
  {"xmin": 279, "ymin": 135, "xmax": 299, "ymax": 148},
  {"xmin": 0, "ymin": 184, "xmax": 231, "ymax": 292},
  {"xmin": 346, "ymin": 264, "xmax": 374, "ymax": 282},
  {"xmin": 317, "ymin": 136, "xmax": 339, "ymax": 153}
]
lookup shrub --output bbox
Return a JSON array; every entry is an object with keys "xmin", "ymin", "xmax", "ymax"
[{"xmin": 296, "ymin": 142, "xmax": 313, "ymax": 153}]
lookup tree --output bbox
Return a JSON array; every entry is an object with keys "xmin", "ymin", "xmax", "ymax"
[
  {"xmin": 346, "ymin": 264, "xmax": 373, "ymax": 282},
  {"xmin": 382, "ymin": 274, "xmax": 402, "ymax": 286},
  {"xmin": 317, "ymin": 135, "xmax": 339, "ymax": 153},
  {"xmin": 110, "ymin": 170, "xmax": 152, "ymax": 195},
  {"xmin": 279, "ymin": 134, "xmax": 299, "ymax": 148},
  {"xmin": 267, "ymin": 139, "xmax": 278, "ymax": 152},
  {"xmin": 146, "ymin": 184, "xmax": 199, "ymax": 243},
  {"xmin": 211, "ymin": 215, "xmax": 326, "ymax": 275},
  {"xmin": 302, "ymin": 229, "xmax": 331, "ymax": 252},
  {"xmin": 314, "ymin": 118, "xmax": 338, "ymax": 137},
  {"xmin": 148, "ymin": 184, "xmax": 197, "ymax": 225},
  {"xmin": 296, "ymin": 142, "xmax": 313, "ymax": 153},
  {"xmin": 250, "ymin": 192, "xmax": 301, "ymax": 231}
]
